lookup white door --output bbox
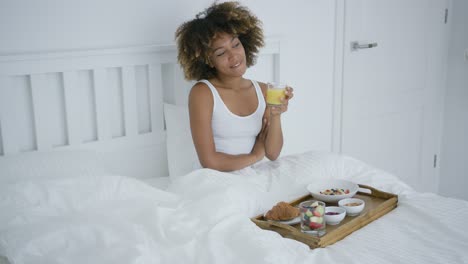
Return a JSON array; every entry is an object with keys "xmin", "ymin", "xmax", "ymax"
[{"xmin": 337, "ymin": 0, "xmax": 450, "ymax": 192}]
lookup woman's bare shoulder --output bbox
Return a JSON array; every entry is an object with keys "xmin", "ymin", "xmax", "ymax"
[
  {"xmin": 189, "ymin": 81, "xmax": 213, "ymax": 107},
  {"xmin": 190, "ymin": 82, "xmax": 211, "ymax": 97}
]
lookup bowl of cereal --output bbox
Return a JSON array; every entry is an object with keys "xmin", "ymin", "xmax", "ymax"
[
  {"xmin": 338, "ymin": 198, "xmax": 365, "ymax": 216},
  {"xmin": 306, "ymin": 179, "xmax": 359, "ymax": 203}
]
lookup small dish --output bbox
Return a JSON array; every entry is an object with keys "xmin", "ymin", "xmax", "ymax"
[
  {"xmin": 264, "ymin": 213, "xmax": 301, "ymax": 225},
  {"xmin": 324, "ymin": 206, "xmax": 346, "ymax": 225},
  {"xmin": 277, "ymin": 216, "xmax": 301, "ymax": 225},
  {"xmin": 338, "ymin": 198, "xmax": 365, "ymax": 216}
]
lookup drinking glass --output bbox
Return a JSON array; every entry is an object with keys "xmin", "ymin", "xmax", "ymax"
[
  {"xmin": 299, "ymin": 200, "xmax": 326, "ymax": 236},
  {"xmin": 266, "ymin": 82, "xmax": 287, "ymax": 106}
]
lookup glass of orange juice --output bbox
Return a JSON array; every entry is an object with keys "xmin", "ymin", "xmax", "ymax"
[{"xmin": 266, "ymin": 82, "xmax": 287, "ymax": 106}]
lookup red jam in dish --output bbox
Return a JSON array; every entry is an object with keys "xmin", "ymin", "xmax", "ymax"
[{"xmin": 325, "ymin": 212, "xmax": 340, "ymax": 215}]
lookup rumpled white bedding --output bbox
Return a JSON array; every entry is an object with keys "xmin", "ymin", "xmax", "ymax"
[{"xmin": 1, "ymin": 151, "xmax": 467, "ymax": 264}]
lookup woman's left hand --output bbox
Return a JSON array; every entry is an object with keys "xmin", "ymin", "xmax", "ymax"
[{"xmin": 269, "ymin": 86, "xmax": 294, "ymax": 116}]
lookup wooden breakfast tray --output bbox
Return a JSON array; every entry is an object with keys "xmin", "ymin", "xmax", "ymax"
[{"xmin": 251, "ymin": 184, "xmax": 398, "ymax": 249}]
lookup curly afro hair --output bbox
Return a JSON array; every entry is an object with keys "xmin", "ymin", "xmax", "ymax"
[{"xmin": 175, "ymin": 1, "xmax": 264, "ymax": 81}]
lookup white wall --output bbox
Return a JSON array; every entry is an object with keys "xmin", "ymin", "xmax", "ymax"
[
  {"xmin": 0, "ymin": 0, "xmax": 337, "ymax": 156},
  {"xmin": 439, "ymin": 0, "xmax": 468, "ymax": 201},
  {"xmin": 0, "ymin": 0, "xmax": 208, "ymax": 53},
  {"xmin": 244, "ymin": 0, "xmax": 336, "ymax": 154}
]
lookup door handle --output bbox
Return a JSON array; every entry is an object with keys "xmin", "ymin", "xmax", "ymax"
[{"xmin": 351, "ymin": 41, "xmax": 378, "ymax": 51}]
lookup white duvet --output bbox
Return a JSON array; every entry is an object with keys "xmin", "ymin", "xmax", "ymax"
[{"xmin": 1, "ymin": 151, "xmax": 467, "ymax": 264}]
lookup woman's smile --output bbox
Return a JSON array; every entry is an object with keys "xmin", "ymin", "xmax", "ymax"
[{"xmin": 230, "ymin": 60, "xmax": 242, "ymax": 68}]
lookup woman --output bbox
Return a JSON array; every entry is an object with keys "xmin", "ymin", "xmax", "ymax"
[{"xmin": 175, "ymin": 1, "xmax": 293, "ymax": 172}]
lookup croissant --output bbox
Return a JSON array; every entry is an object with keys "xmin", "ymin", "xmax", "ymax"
[{"xmin": 265, "ymin": 201, "xmax": 300, "ymax": 221}]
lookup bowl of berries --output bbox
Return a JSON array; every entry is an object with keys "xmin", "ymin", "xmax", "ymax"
[{"xmin": 306, "ymin": 179, "xmax": 359, "ymax": 203}]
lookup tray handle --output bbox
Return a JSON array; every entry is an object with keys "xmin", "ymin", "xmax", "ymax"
[
  {"xmin": 358, "ymin": 184, "xmax": 375, "ymax": 194},
  {"xmin": 358, "ymin": 184, "xmax": 398, "ymax": 199}
]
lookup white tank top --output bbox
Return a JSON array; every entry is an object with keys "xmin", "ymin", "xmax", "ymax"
[{"xmin": 198, "ymin": 79, "xmax": 266, "ymax": 155}]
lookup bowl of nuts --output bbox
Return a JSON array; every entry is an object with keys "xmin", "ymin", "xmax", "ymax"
[{"xmin": 338, "ymin": 198, "xmax": 365, "ymax": 216}]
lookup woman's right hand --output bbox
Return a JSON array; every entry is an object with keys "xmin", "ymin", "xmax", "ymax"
[{"xmin": 251, "ymin": 118, "xmax": 269, "ymax": 162}]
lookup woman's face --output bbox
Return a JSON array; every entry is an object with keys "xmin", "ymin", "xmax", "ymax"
[{"xmin": 209, "ymin": 32, "xmax": 247, "ymax": 78}]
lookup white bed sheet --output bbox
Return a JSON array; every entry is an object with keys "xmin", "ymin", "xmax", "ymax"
[
  {"xmin": 141, "ymin": 176, "xmax": 171, "ymax": 190},
  {"xmin": 1, "ymin": 151, "xmax": 467, "ymax": 264}
]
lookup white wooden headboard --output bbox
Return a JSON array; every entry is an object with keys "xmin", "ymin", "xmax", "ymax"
[{"xmin": 0, "ymin": 41, "xmax": 280, "ymax": 178}]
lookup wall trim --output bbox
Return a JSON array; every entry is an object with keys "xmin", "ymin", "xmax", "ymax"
[{"xmin": 331, "ymin": 0, "xmax": 345, "ymax": 153}]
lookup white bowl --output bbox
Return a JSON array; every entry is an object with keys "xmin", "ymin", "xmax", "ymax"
[
  {"xmin": 338, "ymin": 198, "xmax": 365, "ymax": 216},
  {"xmin": 324, "ymin": 206, "xmax": 346, "ymax": 225},
  {"xmin": 307, "ymin": 179, "xmax": 359, "ymax": 203}
]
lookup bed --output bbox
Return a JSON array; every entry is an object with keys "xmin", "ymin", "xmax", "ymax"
[{"xmin": 1, "ymin": 43, "xmax": 467, "ymax": 264}]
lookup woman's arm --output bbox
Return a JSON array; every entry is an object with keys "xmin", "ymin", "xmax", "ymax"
[
  {"xmin": 264, "ymin": 111, "xmax": 283, "ymax": 160},
  {"xmin": 188, "ymin": 83, "xmax": 265, "ymax": 171},
  {"xmin": 259, "ymin": 82, "xmax": 294, "ymax": 160}
]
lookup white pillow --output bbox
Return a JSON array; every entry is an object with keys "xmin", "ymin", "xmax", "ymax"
[{"xmin": 164, "ymin": 103, "xmax": 200, "ymax": 179}]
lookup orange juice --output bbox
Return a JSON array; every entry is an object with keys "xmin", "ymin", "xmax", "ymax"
[{"xmin": 266, "ymin": 83, "xmax": 286, "ymax": 105}]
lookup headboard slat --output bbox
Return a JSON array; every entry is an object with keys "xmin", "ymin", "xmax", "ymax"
[
  {"xmin": 173, "ymin": 65, "xmax": 192, "ymax": 106},
  {"xmin": 92, "ymin": 68, "xmax": 111, "ymax": 141},
  {"xmin": 63, "ymin": 71, "xmax": 81, "ymax": 146},
  {"xmin": 122, "ymin": 66, "xmax": 138, "ymax": 137},
  {"xmin": 148, "ymin": 64, "xmax": 164, "ymax": 133},
  {"xmin": 0, "ymin": 76, "xmax": 19, "ymax": 155},
  {"xmin": 30, "ymin": 74, "xmax": 52, "ymax": 151}
]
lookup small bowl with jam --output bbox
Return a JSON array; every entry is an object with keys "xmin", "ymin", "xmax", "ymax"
[
  {"xmin": 324, "ymin": 206, "xmax": 346, "ymax": 225},
  {"xmin": 338, "ymin": 198, "xmax": 365, "ymax": 216}
]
